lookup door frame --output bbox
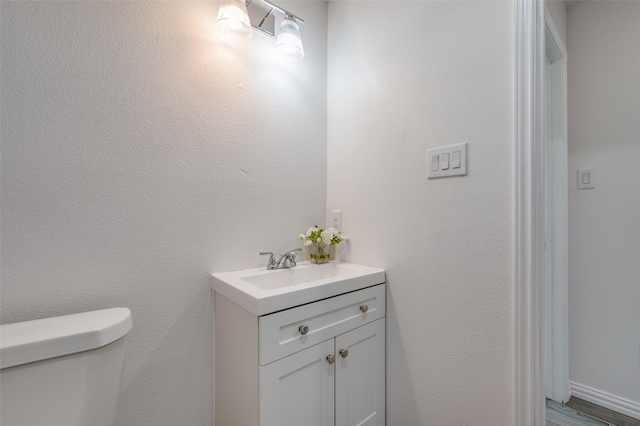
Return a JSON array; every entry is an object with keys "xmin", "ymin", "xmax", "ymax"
[
  {"xmin": 543, "ymin": 6, "xmax": 570, "ymax": 405},
  {"xmin": 514, "ymin": 0, "xmax": 546, "ymax": 425}
]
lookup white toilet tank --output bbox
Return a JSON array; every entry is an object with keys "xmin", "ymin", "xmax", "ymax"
[{"xmin": 0, "ymin": 307, "xmax": 133, "ymax": 426}]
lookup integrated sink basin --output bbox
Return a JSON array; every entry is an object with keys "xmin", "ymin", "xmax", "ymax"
[
  {"xmin": 240, "ymin": 263, "xmax": 367, "ymax": 290},
  {"xmin": 212, "ymin": 262, "xmax": 385, "ymax": 316}
]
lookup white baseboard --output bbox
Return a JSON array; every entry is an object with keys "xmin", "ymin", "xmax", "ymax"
[{"xmin": 570, "ymin": 381, "xmax": 640, "ymax": 421}]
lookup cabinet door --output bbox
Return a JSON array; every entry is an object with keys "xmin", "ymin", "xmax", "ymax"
[
  {"xmin": 259, "ymin": 339, "xmax": 335, "ymax": 426},
  {"xmin": 335, "ymin": 319, "xmax": 386, "ymax": 426}
]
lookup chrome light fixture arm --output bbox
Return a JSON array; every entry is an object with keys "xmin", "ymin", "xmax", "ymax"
[{"xmin": 258, "ymin": 0, "xmax": 304, "ymax": 24}]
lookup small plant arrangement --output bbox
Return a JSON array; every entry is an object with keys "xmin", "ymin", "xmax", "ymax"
[{"xmin": 298, "ymin": 226, "xmax": 347, "ymax": 264}]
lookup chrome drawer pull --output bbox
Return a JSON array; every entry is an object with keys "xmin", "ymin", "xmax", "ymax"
[
  {"xmin": 326, "ymin": 354, "xmax": 336, "ymax": 364},
  {"xmin": 360, "ymin": 304, "xmax": 369, "ymax": 313},
  {"xmin": 299, "ymin": 325, "xmax": 309, "ymax": 335},
  {"xmin": 339, "ymin": 349, "xmax": 349, "ymax": 358}
]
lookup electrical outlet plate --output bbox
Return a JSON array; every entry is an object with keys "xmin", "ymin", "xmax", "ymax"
[
  {"xmin": 332, "ymin": 210, "xmax": 342, "ymax": 231},
  {"xmin": 427, "ymin": 142, "xmax": 468, "ymax": 179}
]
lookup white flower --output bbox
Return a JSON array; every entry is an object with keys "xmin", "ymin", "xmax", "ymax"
[
  {"xmin": 316, "ymin": 237, "xmax": 321, "ymax": 243},
  {"xmin": 340, "ymin": 234, "xmax": 348, "ymax": 240},
  {"xmin": 304, "ymin": 240, "xmax": 312, "ymax": 246},
  {"xmin": 326, "ymin": 227, "xmax": 338, "ymax": 236},
  {"xmin": 306, "ymin": 226, "xmax": 318, "ymax": 237},
  {"xmin": 299, "ymin": 234, "xmax": 306, "ymax": 242},
  {"xmin": 321, "ymin": 230, "xmax": 332, "ymax": 245}
]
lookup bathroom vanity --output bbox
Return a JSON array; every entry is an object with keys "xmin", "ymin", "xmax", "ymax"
[{"xmin": 212, "ymin": 262, "xmax": 386, "ymax": 426}]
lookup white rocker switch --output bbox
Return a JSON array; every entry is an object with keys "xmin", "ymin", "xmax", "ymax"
[
  {"xmin": 431, "ymin": 154, "xmax": 439, "ymax": 171},
  {"xmin": 451, "ymin": 151, "xmax": 461, "ymax": 169},
  {"xmin": 440, "ymin": 153, "xmax": 450, "ymax": 170}
]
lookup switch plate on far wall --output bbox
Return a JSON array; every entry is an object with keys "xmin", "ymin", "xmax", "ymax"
[
  {"xmin": 577, "ymin": 167, "xmax": 595, "ymax": 189},
  {"xmin": 427, "ymin": 142, "xmax": 468, "ymax": 179}
]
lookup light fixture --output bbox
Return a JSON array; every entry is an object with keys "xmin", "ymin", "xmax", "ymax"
[
  {"xmin": 216, "ymin": 0, "xmax": 252, "ymax": 39},
  {"xmin": 275, "ymin": 14, "xmax": 304, "ymax": 61},
  {"xmin": 217, "ymin": 0, "xmax": 306, "ymax": 61}
]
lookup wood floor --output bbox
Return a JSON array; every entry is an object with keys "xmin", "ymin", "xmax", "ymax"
[
  {"xmin": 547, "ymin": 399, "xmax": 609, "ymax": 426},
  {"xmin": 566, "ymin": 398, "xmax": 640, "ymax": 426},
  {"xmin": 547, "ymin": 398, "xmax": 640, "ymax": 426}
]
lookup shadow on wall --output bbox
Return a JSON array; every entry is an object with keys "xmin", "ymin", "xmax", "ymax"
[
  {"xmin": 117, "ymin": 281, "xmax": 213, "ymax": 425},
  {"xmin": 384, "ymin": 284, "xmax": 423, "ymax": 425}
]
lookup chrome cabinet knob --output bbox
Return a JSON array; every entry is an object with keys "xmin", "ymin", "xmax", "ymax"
[
  {"xmin": 299, "ymin": 325, "xmax": 309, "ymax": 335},
  {"xmin": 326, "ymin": 354, "xmax": 336, "ymax": 364},
  {"xmin": 360, "ymin": 304, "xmax": 369, "ymax": 313},
  {"xmin": 339, "ymin": 349, "xmax": 349, "ymax": 358}
]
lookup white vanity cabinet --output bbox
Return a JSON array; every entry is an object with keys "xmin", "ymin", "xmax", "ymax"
[{"xmin": 214, "ymin": 283, "xmax": 386, "ymax": 426}]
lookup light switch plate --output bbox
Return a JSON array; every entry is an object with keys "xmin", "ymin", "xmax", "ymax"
[
  {"xmin": 427, "ymin": 142, "xmax": 468, "ymax": 179},
  {"xmin": 577, "ymin": 167, "xmax": 595, "ymax": 189}
]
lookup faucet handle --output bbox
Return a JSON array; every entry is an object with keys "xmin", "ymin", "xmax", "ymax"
[
  {"xmin": 259, "ymin": 252, "xmax": 277, "ymax": 269},
  {"xmin": 285, "ymin": 248, "xmax": 302, "ymax": 261},
  {"xmin": 280, "ymin": 248, "xmax": 302, "ymax": 268}
]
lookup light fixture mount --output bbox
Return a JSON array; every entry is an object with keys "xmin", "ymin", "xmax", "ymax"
[
  {"xmin": 260, "ymin": 0, "xmax": 304, "ymax": 24},
  {"xmin": 245, "ymin": 0, "xmax": 304, "ymax": 39},
  {"xmin": 245, "ymin": 0, "xmax": 276, "ymax": 37}
]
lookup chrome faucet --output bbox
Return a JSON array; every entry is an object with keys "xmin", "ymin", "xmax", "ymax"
[{"xmin": 259, "ymin": 248, "xmax": 302, "ymax": 270}]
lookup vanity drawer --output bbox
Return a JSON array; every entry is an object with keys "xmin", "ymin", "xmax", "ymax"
[{"xmin": 258, "ymin": 283, "xmax": 385, "ymax": 365}]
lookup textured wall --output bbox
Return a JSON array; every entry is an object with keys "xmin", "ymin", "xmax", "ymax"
[
  {"xmin": 0, "ymin": 1, "xmax": 327, "ymax": 424},
  {"xmin": 327, "ymin": 2, "xmax": 514, "ymax": 424},
  {"xmin": 567, "ymin": 0, "xmax": 640, "ymax": 407}
]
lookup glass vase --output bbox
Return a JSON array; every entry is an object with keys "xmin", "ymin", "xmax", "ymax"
[{"xmin": 309, "ymin": 242, "xmax": 330, "ymax": 264}]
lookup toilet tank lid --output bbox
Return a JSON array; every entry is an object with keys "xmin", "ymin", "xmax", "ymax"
[{"xmin": 0, "ymin": 307, "xmax": 132, "ymax": 369}]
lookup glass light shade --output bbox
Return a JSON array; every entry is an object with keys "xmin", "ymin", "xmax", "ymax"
[
  {"xmin": 275, "ymin": 17, "xmax": 304, "ymax": 61},
  {"xmin": 217, "ymin": 0, "xmax": 252, "ymax": 39}
]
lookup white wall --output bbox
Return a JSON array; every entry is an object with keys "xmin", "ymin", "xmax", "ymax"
[
  {"xmin": 567, "ymin": 0, "xmax": 640, "ymax": 410},
  {"xmin": 0, "ymin": 1, "xmax": 327, "ymax": 424},
  {"xmin": 327, "ymin": 2, "xmax": 515, "ymax": 424}
]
